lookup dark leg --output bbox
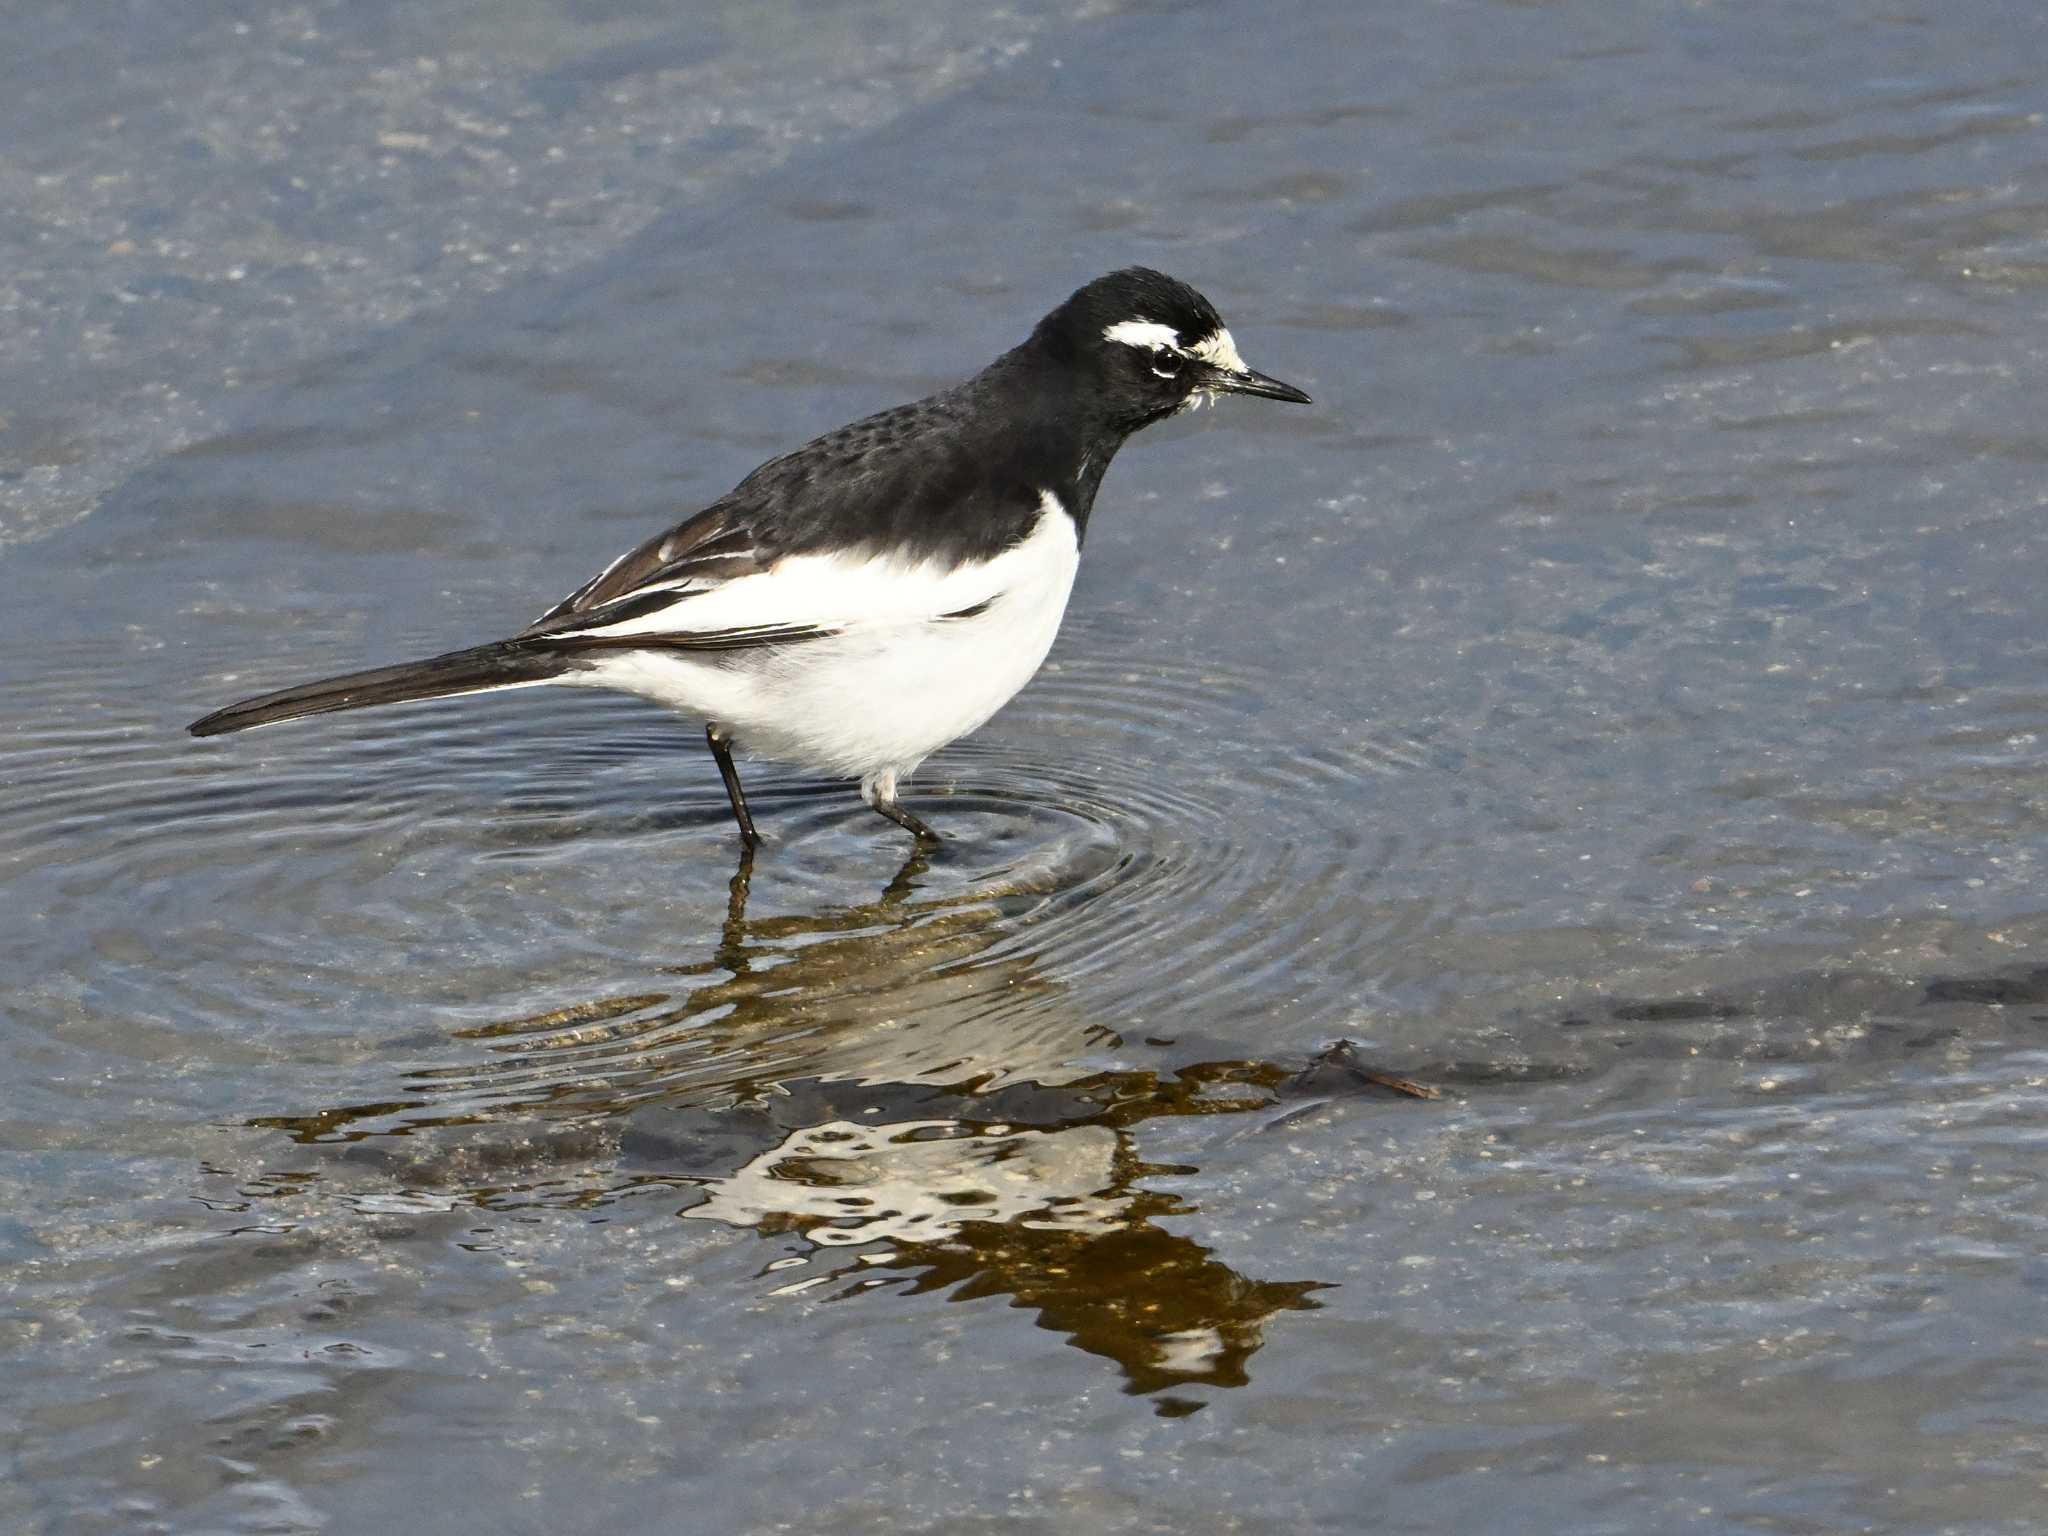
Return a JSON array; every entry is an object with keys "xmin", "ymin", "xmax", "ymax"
[
  {"xmin": 872, "ymin": 795, "xmax": 939, "ymax": 843},
  {"xmin": 705, "ymin": 723, "xmax": 759, "ymax": 848}
]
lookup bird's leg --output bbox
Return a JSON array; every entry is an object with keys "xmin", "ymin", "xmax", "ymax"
[
  {"xmin": 873, "ymin": 798, "xmax": 939, "ymax": 841},
  {"xmin": 862, "ymin": 767, "xmax": 940, "ymax": 844},
  {"xmin": 705, "ymin": 723, "xmax": 760, "ymax": 848}
]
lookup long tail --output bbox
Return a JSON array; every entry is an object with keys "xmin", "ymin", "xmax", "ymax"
[{"xmin": 188, "ymin": 640, "xmax": 578, "ymax": 737}]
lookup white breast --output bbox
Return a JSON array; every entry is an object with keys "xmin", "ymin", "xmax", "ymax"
[{"xmin": 567, "ymin": 492, "xmax": 1082, "ymax": 783}]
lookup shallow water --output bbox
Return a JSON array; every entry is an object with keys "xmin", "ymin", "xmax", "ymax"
[{"xmin": 9, "ymin": 0, "xmax": 2048, "ymax": 1531}]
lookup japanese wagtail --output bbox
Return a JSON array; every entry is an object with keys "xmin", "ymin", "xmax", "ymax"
[{"xmin": 189, "ymin": 267, "xmax": 1313, "ymax": 846}]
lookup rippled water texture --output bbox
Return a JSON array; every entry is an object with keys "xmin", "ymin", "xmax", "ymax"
[{"xmin": 10, "ymin": 1, "xmax": 2048, "ymax": 1532}]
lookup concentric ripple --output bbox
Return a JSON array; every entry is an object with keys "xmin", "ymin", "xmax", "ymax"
[
  {"xmin": 928, "ymin": 650, "xmax": 1450, "ymax": 1030},
  {"xmin": 8, "ymin": 633, "xmax": 1456, "ymax": 1138},
  {"xmin": 305, "ymin": 648, "xmax": 1457, "ymax": 1134}
]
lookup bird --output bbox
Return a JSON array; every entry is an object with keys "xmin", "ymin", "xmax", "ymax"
[{"xmin": 188, "ymin": 267, "xmax": 1313, "ymax": 848}]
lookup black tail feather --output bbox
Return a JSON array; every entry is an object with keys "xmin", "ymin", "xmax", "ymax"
[{"xmin": 188, "ymin": 640, "xmax": 576, "ymax": 737}]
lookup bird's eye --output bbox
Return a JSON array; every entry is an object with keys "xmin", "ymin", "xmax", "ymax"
[{"xmin": 1150, "ymin": 347, "xmax": 1184, "ymax": 379}]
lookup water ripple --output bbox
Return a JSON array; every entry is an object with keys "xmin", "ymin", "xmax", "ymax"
[{"xmin": 5, "ymin": 637, "xmax": 1445, "ymax": 1135}]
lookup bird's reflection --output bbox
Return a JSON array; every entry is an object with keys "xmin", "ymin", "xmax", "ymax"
[
  {"xmin": 248, "ymin": 843, "xmax": 1396, "ymax": 1404},
  {"xmin": 645, "ymin": 1089, "xmax": 1327, "ymax": 1402},
  {"xmin": 258, "ymin": 841, "xmax": 1112, "ymax": 1141}
]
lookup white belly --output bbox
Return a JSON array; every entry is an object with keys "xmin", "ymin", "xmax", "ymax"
[{"xmin": 566, "ymin": 504, "xmax": 1081, "ymax": 783}]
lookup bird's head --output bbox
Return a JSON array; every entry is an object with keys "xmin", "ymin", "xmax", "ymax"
[{"xmin": 1025, "ymin": 267, "xmax": 1313, "ymax": 432}]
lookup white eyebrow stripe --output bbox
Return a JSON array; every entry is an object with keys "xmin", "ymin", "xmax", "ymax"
[
  {"xmin": 1102, "ymin": 319, "xmax": 1183, "ymax": 350},
  {"xmin": 1191, "ymin": 327, "xmax": 1246, "ymax": 374}
]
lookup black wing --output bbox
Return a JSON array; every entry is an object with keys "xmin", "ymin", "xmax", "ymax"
[
  {"xmin": 521, "ymin": 506, "xmax": 763, "ymax": 638},
  {"xmin": 516, "ymin": 382, "xmax": 1059, "ymax": 651}
]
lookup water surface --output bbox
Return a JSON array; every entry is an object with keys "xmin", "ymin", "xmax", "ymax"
[{"xmin": 8, "ymin": 1, "xmax": 2048, "ymax": 1531}]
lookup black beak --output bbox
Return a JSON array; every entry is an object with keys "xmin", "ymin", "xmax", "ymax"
[{"xmin": 1210, "ymin": 366, "xmax": 1313, "ymax": 405}]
